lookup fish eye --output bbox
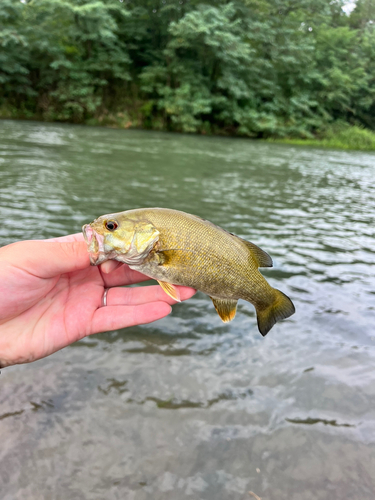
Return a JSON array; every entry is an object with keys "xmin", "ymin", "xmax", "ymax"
[{"xmin": 105, "ymin": 220, "xmax": 118, "ymax": 231}]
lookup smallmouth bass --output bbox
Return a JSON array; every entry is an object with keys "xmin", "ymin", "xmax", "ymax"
[{"xmin": 82, "ymin": 208, "xmax": 295, "ymax": 335}]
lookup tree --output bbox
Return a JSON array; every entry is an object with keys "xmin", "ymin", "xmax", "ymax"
[{"xmin": 1, "ymin": 0, "xmax": 374, "ymax": 136}]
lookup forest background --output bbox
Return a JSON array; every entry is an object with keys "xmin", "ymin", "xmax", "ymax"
[{"xmin": 1, "ymin": 0, "xmax": 375, "ymax": 149}]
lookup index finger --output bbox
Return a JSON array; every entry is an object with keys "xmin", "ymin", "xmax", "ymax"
[
  {"xmin": 46, "ymin": 233, "xmax": 84, "ymax": 243},
  {"xmin": 49, "ymin": 234, "xmax": 153, "ymax": 285},
  {"xmin": 0, "ymin": 240, "xmax": 90, "ymax": 278}
]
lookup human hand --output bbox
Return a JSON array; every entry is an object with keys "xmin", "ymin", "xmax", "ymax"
[{"xmin": 0, "ymin": 234, "xmax": 196, "ymax": 367}]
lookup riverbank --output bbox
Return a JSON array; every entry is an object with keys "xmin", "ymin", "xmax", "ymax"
[
  {"xmin": 1, "ymin": 109, "xmax": 375, "ymax": 152},
  {"xmin": 2, "ymin": 0, "xmax": 375, "ymax": 155},
  {"xmin": 268, "ymin": 123, "xmax": 375, "ymax": 152}
]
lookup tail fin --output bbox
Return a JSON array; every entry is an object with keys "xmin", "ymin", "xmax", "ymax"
[{"xmin": 256, "ymin": 289, "xmax": 295, "ymax": 336}]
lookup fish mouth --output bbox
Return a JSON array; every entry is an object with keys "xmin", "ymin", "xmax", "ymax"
[{"xmin": 82, "ymin": 224, "xmax": 107, "ymax": 265}]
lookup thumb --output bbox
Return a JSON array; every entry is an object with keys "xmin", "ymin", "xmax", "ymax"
[{"xmin": 1, "ymin": 240, "xmax": 91, "ymax": 278}]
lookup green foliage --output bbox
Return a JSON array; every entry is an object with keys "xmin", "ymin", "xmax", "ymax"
[
  {"xmin": 140, "ymin": 1, "xmax": 329, "ymax": 136},
  {"xmin": 321, "ymin": 121, "xmax": 375, "ymax": 149},
  {"xmin": 271, "ymin": 122, "xmax": 375, "ymax": 150},
  {"xmin": 0, "ymin": 0, "xmax": 131, "ymax": 121},
  {"xmin": 314, "ymin": 24, "xmax": 375, "ymax": 128},
  {"xmin": 0, "ymin": 0, "xmax": 32, "ymax": 96},
  {"xmin": 1, "ymin": 0, "xmax": 375, "ymax": 145}
]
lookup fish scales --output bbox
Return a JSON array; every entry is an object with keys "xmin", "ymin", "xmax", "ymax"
[
  {"xmin": 82, "ymin": 208, "xmax": 295, "ymax": 335},
  {"xmin": 135, "ymin": 209, "xmax": 269, "ymax": 304}
]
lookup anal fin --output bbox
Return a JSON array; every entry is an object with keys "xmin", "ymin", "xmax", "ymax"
[
  {"xmin": 157, "ymin": 281, "xmax": 181, "ymax": 302},
  {"xmin": 210, "ymin": 297, "xmax": 238, "ymax": 323}
]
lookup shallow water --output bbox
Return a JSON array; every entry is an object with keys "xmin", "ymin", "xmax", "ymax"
[{"xmin": 1, "ymin": 120, "xmax": 375, "ymax": 500}]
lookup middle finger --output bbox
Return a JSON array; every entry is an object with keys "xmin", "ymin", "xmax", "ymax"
[{"xmin": 102, "ymin": 263, "xmax": 152, "ymax": 287}]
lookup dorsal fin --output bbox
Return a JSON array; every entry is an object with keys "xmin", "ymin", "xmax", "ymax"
[
  {"xmin": 229, "ymin": 234, "xmax": 273, "ymax": 267},
  {"xmin": 191, "ymin": 214, "xmax": 273, "ymax": 268},
  {"xmin": 157, "ymin": 213, "xmax": 273, "ymax": 268},
  {"xmin": 242, "ymin": 239, "xmax": 273, "ymax": 267}
]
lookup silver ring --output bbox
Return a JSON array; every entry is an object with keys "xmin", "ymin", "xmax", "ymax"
[{"xmin": 102, "ymin": 288, "xmax": 109, "ymax": 307}]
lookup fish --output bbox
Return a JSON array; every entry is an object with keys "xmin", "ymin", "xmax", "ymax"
[{"xmin": 82, "ymin": 208, "xmax": 295, "ymax": 336}]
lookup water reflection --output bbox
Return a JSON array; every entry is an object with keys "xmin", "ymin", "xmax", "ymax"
[{"xmin": 285, "ymin": 417, "xmax": 355, "ymax": 427}]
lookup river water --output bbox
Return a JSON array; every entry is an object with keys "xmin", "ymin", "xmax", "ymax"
[{"xmin": 1, "ymin": 120, "xmax": 375, "ymax": 499}]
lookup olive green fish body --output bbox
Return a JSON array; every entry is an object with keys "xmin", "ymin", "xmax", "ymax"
[
  {"xmin": 82, "ymin": 208, "xmax": 295, "ymax": 335},
  {"xmin": 131, "ymin": 210, "xmax": 269, "ymax": 302}
]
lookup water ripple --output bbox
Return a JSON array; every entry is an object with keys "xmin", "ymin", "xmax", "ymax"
[{"xmin": 1, "ymin": 120, "xmax": 375, "ymax": 499}]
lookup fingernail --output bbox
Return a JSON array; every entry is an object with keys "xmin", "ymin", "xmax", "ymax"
[{"xmin": 101, "ymin": 261, "xmax": 119, "ymax": 274}]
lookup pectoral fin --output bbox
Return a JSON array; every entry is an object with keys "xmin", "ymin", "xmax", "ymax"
[
  {"xmin": 210, "ymin": 297, "xmax": 238, "ymax": 323},
  {"xmin": 156, "ymin": 248, "xmax": 198, "ymax": 267},
  {"xmin": 157, "ymin": 281, "xmax": 181, "ymax": 302}
]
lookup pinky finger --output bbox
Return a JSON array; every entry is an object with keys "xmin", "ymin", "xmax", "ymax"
[{"xmin": 89, "ymin": 301, "xmax": 172, "ymax": 335}]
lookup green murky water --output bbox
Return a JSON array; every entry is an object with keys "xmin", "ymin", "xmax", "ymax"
[{"xmin": 1, "ymin": 120, "xmax": 375, "ymax": 499}]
